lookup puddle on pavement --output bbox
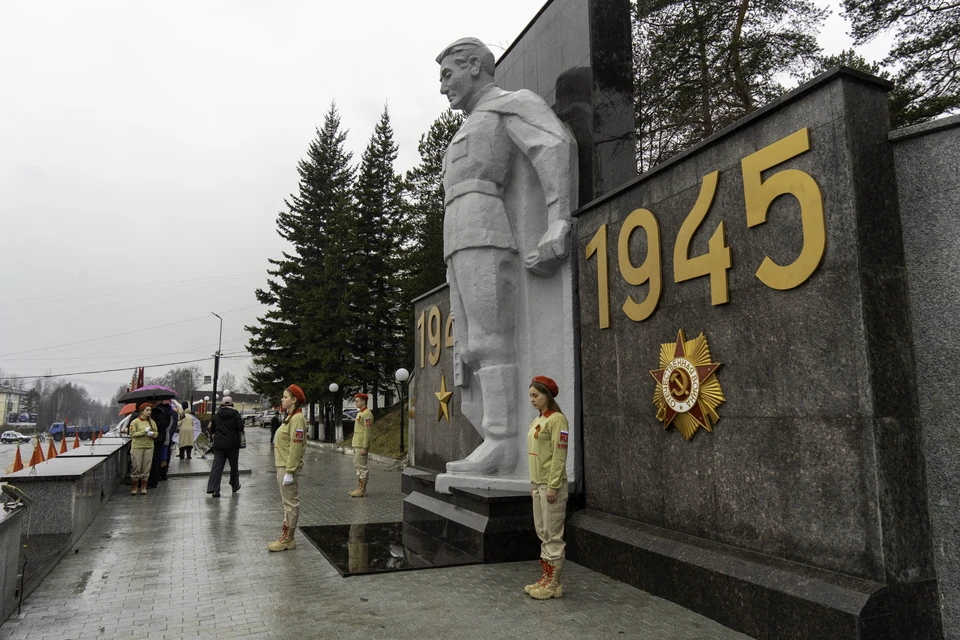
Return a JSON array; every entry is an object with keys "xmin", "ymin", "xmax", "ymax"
[{"xmin": 300, "ymin": 521, "xmax": 479, "ymax": 578}]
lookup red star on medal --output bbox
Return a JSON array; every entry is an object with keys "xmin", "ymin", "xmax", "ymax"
[{"xmin": 649, "ymin": 329, "xmax": 721, "ymax": 431}]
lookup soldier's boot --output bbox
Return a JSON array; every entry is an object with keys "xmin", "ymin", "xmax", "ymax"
[
  {"xmin": 446, "ymin": 366, "xmax": 519, "ymax": 475},
  {"xmin": 524, "ymin": 559, "xmax": 549, "ymax": 594},
  {"xmin": 529, "ymin": 560, "xmax": 563, "ymax": 600},
  {"xmin": 130, "ymin": 480, "xmax": 139, "ymax": 496},
  {"xmin": 139, "ymin": 479, "xmax": 148, "ymax": 495},
  {"xmin": 268, "ymin": 524, "xmax": 296, "ymax": 552},
  {"xmin": 350, "ymin": 479, "xmax": 367, "ymax": 498},
  {"xmin": 348, "ymin": 479, "xmax": 364, "ymax": 497}
]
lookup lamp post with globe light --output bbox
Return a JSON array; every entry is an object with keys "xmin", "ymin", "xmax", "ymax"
[
  {"xmin": 395, "ymin": 368, "xmax": 409, "ymax": 452},
  {"xmin": 329, "ymin": 383, "xmax": 340, "ymax": 443}
]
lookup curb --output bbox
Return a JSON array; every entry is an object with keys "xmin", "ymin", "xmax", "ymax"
[{"xmin": 305, "ymin": 440, "xmax": 401, "ymax": 466}]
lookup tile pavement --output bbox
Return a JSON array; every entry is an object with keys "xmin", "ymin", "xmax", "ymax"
[{"xmin": 0, "ymin": 427, "xmax": 752, "ymax": 640}]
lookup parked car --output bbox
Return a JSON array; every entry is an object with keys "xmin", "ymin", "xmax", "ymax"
[
  {"xmin": 1, "ymin": 431, "xmax": 32, "ymax": 444},
  {"xmin": 342, "ymin": 408, "xmax": 359, "ymax": 423},
  {"xmin": 257, "ymin": 410, "xmax": 276, "ymax": 428}
]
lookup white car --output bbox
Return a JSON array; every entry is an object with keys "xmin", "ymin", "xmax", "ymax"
[{"xmin": 1, "ymin": 431, "xmax": 33, "ymax": 444}]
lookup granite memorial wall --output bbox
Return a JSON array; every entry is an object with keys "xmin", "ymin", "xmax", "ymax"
[
  {"xmin": 570, "ymin": 68, "xmax": 942, "ymax": 638},
  {"xmin": 891, "ymin": 115, "xmax": 960, "ymax": 640}
]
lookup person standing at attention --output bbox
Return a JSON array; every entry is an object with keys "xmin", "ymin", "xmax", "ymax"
[
  {"xmin": 270, "ymin": 384, "xmax": 307, "ymax": 552},
  {"xmin": 349, "ymin": 393, "xmax": 373, "ymax": 497},
  {"xmin": 129, "ymin": 402, "xmax": 158, "ymax": 495},
  {"xmin": 524, "ymin": 376, "xmax": 568, "ymax": 600}
]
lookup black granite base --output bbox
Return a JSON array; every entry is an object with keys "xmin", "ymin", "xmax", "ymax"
[
  {"xmin": 401, "ymin": 466, "xmax": 583, "ymax": 564},
  {"xmin": 300, "ymin": 521, "xmax": 479, "ymax": 577},
  {"xmin": 568, "ymin": 509, "xmax": 943, "ymax": 640}
]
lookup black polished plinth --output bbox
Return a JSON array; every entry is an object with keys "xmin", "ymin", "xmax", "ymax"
[
  {"xmin": 299, "ymin": 521, "xmax": 478, "ymax": 578},
  {"xmin": 568, "ymin": 509, "xmax": 943, "ymax": 640},
  {"xmin": 401, "ymin": 466, "xmax": 583, "ymax": 564}
]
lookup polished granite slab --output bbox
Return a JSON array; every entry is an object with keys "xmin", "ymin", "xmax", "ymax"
[
  {"xmin": 1, "ymin": 456, "xmax": 105, "ymax": 481},
  {"xmin": 300, "ymin": 521, "xmax": 479, "ymax": 578},
  {"xmin": 56, "ymin": 441, "xmax": 128, "ymax": 457}
]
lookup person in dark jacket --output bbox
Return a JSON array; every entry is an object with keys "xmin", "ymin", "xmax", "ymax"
[
  {"xmin": 206, "ymin": 396, "xmax": 245, "ymax": 498},
  {"xmin": 269, "ymin": 412, "xmax": 281, "ymax": 445},
  {"xmin": 147, "ymin": 401, "xmax": 174, "ymax": 489}
]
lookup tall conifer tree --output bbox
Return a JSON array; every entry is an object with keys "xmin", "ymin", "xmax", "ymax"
[
  {"xmin": 351, "ymin": 106, "xmax": 406, "ymax": 408},
  {"xmin": 247, "ymin": 103, "xmax": 356, "ymax": 402}
]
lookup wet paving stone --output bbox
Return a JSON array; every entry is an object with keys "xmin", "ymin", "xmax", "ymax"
[{"xmin": 0, "ymin": 428, "xmax": 751, "ymax": 639}]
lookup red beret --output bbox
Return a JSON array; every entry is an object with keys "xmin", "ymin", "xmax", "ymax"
[
  {"xmin": 531, "ymin": 376, "xmax": 559, "ymax": 398},
  {"xmin": 355, "ymin": 393, "xmax": 369, "ymax": 400},
  {"xmin": 138, "ymin": 401, "xmax": 153, "ymax": 411},
  {"xmin": 287, "ymin": 384, "xmax": 305, "ymax": 403}
]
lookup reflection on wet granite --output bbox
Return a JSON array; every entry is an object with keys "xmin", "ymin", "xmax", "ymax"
[{"xmin": 300, "ymin": 522, "xmax": 479, "ymax": 578}]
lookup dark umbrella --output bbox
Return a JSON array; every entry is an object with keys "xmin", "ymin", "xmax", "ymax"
[{"xmin": 117, "ymin": 387, "xmax": 179, "ymax": 404}]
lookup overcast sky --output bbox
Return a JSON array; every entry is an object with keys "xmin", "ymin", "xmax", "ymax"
[{"xmin": 0, "ymin": 0, "xmax": 892, "ymax": 405}]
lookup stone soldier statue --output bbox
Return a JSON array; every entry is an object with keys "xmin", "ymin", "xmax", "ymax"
[{"xmin": 435, "ymin": 37, "xmax": 578, "ymax": 487}]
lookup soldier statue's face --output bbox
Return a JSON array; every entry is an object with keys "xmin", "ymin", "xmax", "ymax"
[{"xmin": 439, "ymin": 55, "xmax": 478, "ymax": 111}]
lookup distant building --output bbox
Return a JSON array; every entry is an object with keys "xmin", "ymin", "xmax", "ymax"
[{"xmin": 0, "ymin": 383, "xmax": 30, "ymax": 427}]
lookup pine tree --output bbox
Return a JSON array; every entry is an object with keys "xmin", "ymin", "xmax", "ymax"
[
  {"xmin": 247, "ymin": 103, "xmax": 356, "ymax": 403},
  {"xmin": 350, "ymin": 106, "xmax": 407, "ymax": 408},
  {"xmin": 842, "ymin": 0, "xmax": 960, "ymax": 127},
  {"xmin": 634, "ymin": 0, "xmax": 826, "ymax": 171}
]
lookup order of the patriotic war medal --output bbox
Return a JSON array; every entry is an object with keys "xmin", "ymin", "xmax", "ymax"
[{"xmin": 649, "ymin": 329, "xmax": 725, "ymax": 441}]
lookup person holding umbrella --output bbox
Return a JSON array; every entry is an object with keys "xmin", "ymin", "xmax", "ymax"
[
  {"xmin": 206, "ymin": 396, "xmax": 245, "ymax": 498},
  {"xmin": 130, "ymin": 402, "xmax": 158, "ymax": 495}
]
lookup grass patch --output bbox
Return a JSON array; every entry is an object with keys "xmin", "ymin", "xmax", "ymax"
[{"xmin": 344, "ymin": 402, "xmax": 409, "ymax": 460}]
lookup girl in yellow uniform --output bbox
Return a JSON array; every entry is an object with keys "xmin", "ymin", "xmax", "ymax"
[
  {"xmin": 269, "ymin": 384, "xmax": 307, "ymax": 552},
  {"xmin": 525, "ymin": 375, "xmax": 568, "ymax": 599}
]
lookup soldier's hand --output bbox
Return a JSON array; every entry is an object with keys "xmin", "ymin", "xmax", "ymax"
[
  {"xmin": 283, "ymin": 474, "xmax": 294, "ymax": 485},
  {"xmin": 546, "ymin": 489, "xmax": 557, "ymax": 504},
  {"xmin": 525, "ymin": 220, "xmax": 571, "ymax": 277}
]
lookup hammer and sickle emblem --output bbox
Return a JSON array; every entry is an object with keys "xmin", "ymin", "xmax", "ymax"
[{"xmin": 670, "ymin": 370, "xmax": 689, "ymax": 397}]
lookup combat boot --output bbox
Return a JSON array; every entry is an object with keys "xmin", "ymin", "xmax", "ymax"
[
  {"xmin": 130, "ymin": 481, "xmax": 138, "ymax": 496},
  {"xmin": 529, "ymin": 560, "xmax": 563, "ymax": 600},
  {"xmin": 524, "ymin": 559, "xmax": 549, "ymax": 594},
  {"xmin": 139, "ymin": 480, "xmax": 148, "ymax": 495},
  {"xmin": 268, "ymin": 524, "xmax": 296, "ymax": 552},
  {"xmin": 348, "ymin": 479, "xmax": 366, "ymax": 497}
]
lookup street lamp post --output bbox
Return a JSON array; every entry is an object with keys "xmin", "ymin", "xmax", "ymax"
[
  {"xmin": 395, "ymin": 368, "xmax": 409, "ymax": 452},
  {"xmin": 211, "ymin": 312, "xmax": 223, "ymax": 417},
  {"xmin": 329, "ymin": 383, "xmax": 339, "ymax": 443}
]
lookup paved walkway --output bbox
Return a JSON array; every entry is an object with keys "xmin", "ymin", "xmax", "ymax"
[{"xmin": 0, "ymin": 428, "xmax": 751, "ymax": 640}]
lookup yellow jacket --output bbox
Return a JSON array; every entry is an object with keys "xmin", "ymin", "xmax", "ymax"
[
  {"xmin": 130, "ymin": 417, "xmax": 158, "ymax": 450},
  {"xmin": 274, "ymin": 411, "xmax": 307, "ymax": 474},
  {"xmin": 353, "ymin": 408, "xmax": 373, "ymax": 449},
  {"xmin": 527, "ymin": 411, "xmax": 568, "ymax": 489}
]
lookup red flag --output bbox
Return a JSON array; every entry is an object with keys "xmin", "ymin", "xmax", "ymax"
[
  {"xmin": 137, "ymin": 367, "xmax": 144, "ymax": 389},
  {"xmin": 59, "ymin": 434, "xmax": 67, "ymax": 454},
  {"xmin": 12, "ymin": 445, "xmax": 23, "ymax": 472},
  {"xmin": 47, "ymin": 439, "xmax": 58, "ymax": 459},
  {"xmin": 73, "ymin": 432, "xmax": 80, "ymax": 449}
]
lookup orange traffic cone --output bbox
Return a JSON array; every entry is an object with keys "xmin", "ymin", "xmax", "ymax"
[
  {"xmin": 59, "ymin": 435, "xmax": 68, "ymax": 454},
  {"xmin": 47, "ymin": 439, "xmax": 57, "ymax": 459},
  {"xmin": 12, "ymin": 445, "xmax": 23, "ymax": 472},
  {"xmin": 73, "ymin": 433, "xmax": 80, "ymax": 449},
  {"xmin": 28, "ymin": 439, "xmax": 45, "ymax": 467}
]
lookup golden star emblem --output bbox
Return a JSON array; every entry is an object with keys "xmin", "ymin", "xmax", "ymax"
[
  {"xmin": 435, "ymin": 374, "xmax": 453, "ymax": 421},
  {"xmin": 649, "ymin": 329, "xmax": 724, "ymax": 441}
]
